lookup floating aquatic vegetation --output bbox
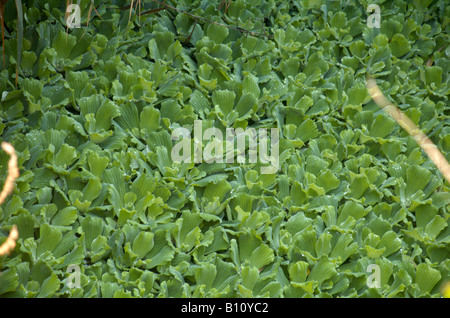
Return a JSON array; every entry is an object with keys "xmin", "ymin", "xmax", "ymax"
[{"xmin": 0, "ymin": 0, "xmax": 448, "ymax": 298}]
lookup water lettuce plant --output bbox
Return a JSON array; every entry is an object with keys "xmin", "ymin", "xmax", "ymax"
[{"xmin": 0, "ymin": 0, "xmax": 449, "ymax": 298}]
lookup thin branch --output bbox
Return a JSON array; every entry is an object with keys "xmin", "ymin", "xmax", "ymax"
[
  {"xmin": 91, "ymin": 0, "xmax": 103, "ymax": 20},
  {"xmin": 184, "ymin": 18, "xmax": 197, "ymax": 44},
  {"xmin": 138, "ymin": 7, "xmax": 166, "ymax": 15},
  {"xmin": 0, "ymin": 142, "xmax": 19, "ymax": 205},
  {"xmin": 0, "ymin": 225, "xmax": 18, "ymax": 256},
  {"xmin": 0, "ymin": 142, "xmax": 19, "ymax": 257},
  {"xmin": 128, "ymin": 0, "xmax": 134, "ymax": 27},
  {"xmin": 366, "ymin": 76, "xmax": 450, "ymax": 184},
  {"xmin": 219, "ymin": 0, "xmax": 232, "ymax": 15}
]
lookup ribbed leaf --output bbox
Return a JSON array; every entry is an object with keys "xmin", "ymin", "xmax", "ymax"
[
  {"xmin": 212, "ymin": 89, "xmax": 235, "ymax": 116},
  {"xmin": 379, "ymin": 231, "xmax": 402, "ymax": 257},
  {"xmin": 132, "ymin": 231, "xmax": 154, "ymax": 259},
  {"xmin": 240, "ymin": 266, "xmax": 259, "ymax": 290},
  {"xmin": 389, "ymin": 34, "xmax": 411, "ymax": 57},
  {"xmin": 0, "ymin": 268, "xmax": 19, "ymax": 295},
  {"xmin": 289, "ymin": 261, "xmax": 309, "ymax": 284},
  {"xmin": 415, "ymin": 263, "xmax": 442, "ymax": 294},
  {"xmin": 236, "ymin": 93, "xmax": 256, "ymax": 118},
  {"xmin": 330, "ymin": 233, "xmax": 358, "ymax": 265},
  {"xmin": 87, "ymin": 151, "xmax": 109, "ymax": 178},
  {"xmin": 195, "ymin": 263, "xmax": 217, "ymax": 291},
  {"xmin": 424, "ymin": 66, "xmax": 442, "ymax": 87},
  {"xmin": 81, "ymin": 216, "xmax": 104, "ymax": 250},
  {"xmin": 51, "ymin": 206, "xmax": 78, "ymax": 226},
  {"xmin": 369, "ymin": 114, "xmax": 396, "ymax": 138},
  {"xmin": 337, "ymin": 201, "xmax": 366, "ymax": 225},
  {"xmin": 140, "ymin": 106, "xmax": 160, "ymax": 132},
  {"xmin": 406, "ymin": 165, "xmax": 432, "ymax": 196},
  {"xmin": 424, "ymin": 215, "xmax": 447, "ymax": 240},
  {"xmin": 143, "ymin": 229, "xmax": 175, "ymax": 268},
  {"xmin": 36, "ymin": 224, "xmax": 62, "ymax": 257},
  {"xmin": 307, "ymin": 256, "xmax": 336, "ymax": 284},
  {"xmin": 248, "ymin": 244, "xmax": 274, "ymax": 270}
]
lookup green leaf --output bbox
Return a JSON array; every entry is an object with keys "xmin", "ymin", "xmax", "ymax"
[
  {"xmin": 54, "ymin": 144, "xmax": 78, "ymax": 169},
  {"xmin": 347, "ymin": 83, "xmax": 369, "ymax": 106},
  {"xmin": 62, "ymin": 245, "xmax": 85, "ymax": 267},
  {"xmin": 369, "ymin": 114, "xmax": 396, "ymax": 138},
  {"xmin": 424, "ymin": 66, "xmax": 442, "ymax": 88},
  {"xmin": 295, "ymin": 228, "xmax": 317, "ymax": 259},
  {"xmin": 206, "ymin": 22, "xmax": 229, "ymax": 44},
  {"xmin": 101, "ymin": 282, "xmax": 121, "ymax": 298},
  {"xmin": 389, "ymin": 34, "xmax": 411, "ymax": 57},
  {"xmin": 51, "ymin": 206, "xmax": 78, "ymax": 226},
  {"xmin": 36, "ymin": 224, "xmax": 62, "ymax": 257},
  {"xmin": 307, "ymin": 256, "xmax": 336, "ymax": 285},
  {"xmin": 415, "ymin": 263, "xmax": 442, "ymax": 294},
  {"xmin": 82, "ymin": 177, "xmax": 103, "ymax": 203},
  {"xmin": 90, "ymin": 235, "xmax": 111, "ymax": 262},
  {"xmin": 37, "ymin": 273, "xmax": 60, "ymax": 298},
  {"xmin": 330, "ymin": 233, "xmax": 358, "ymax": 265},
  {"xmin": 406, "ymin": 165, "xmax": 432, "ymax": 197},
  {"xmin": 42, "ymin": 85, "xmax": 72, "ymax": 107},
  {"xmin": 203, "ymin": 178, "xmax": 231, "ymax": 202},
  {"xmin": 87, "ymin": 151, "xmax": 110, "ymax": 178},
  {"xmin": 365, "ymin": 244, "xmax": 385, "ymax": 259},
  {"xmin": 81, "ymin": 216, "xmax": 104, "ymax": 250},
  {"xmin": 285, "ymin": 213, "xmax": 312, "ymax": 235},
  {"xmin": 303, "ymin": 52, "xmax": 329, "ymax": 78},
  {"xmin": 65, "ymin": 71, "xmax": 97, "ymax": 100},
  {"xmin": 316, "ymin": 232, "xmax": 332, "ymax": 258},
  {"xmin": 115, "ymin": 101, "xmax": 140, "ymax": 132},
  {"xmin": 132, "ymin": 231, "xmax": 154, "ymax": 259},
  {"xmin": 424, "ymin": 215, "xmax": 447, "ymax": 240},
  {"xmin": 296, "ymin": 119, "xmax": 319, "ymax": 143},
  {"xmin": 10, "ymin": 212, "xmax": 35, "ymax": 239},
  {"xmin": 22, "ymin": 78, "xmax": 43, "ymax": 103},
  {"xmin": 316, "ymin": 170, "xmax": 340, "ymax": 193},
  {"xmin": 248, "ymin": 244, "xmax": 275, "ymax": 270},
  {"xmin": 348, "ymin": 172, "xmax": 370, "ymax": 199},
  {"xmin": 52, "ymin": 31, "xmax": 76, "ymax": 60},
  {"xmin": 240, "ymin": 266, "xmax": 259, "ymax": 290},
  {"xmin": 236, "ymin": 93, "xmax": 256, "ymax": 118},
  {"xmin": 413, "ymin": 0, "xmax": 433, "ymax": 10},
  {"xmin": 379, "ymin": 231, "xmax": 402, "ymax": 257},
  {"xmin": 0, "ymin": 268, "xmax": 19, "ymax": 295},
  {"xmin": 195, "ymin": 263, "xmax": 217, "ymax": 291},
  {"xmin": 212, "ymin": 89, "xmax": 236, "ymax": 116},
  {"xmin": 337, "ymin": 201, "xmax": 366, "ymax": 226},
  {"xmin": 289, "ymin": 261, "xmax": 309, "ymax": 284},
  {"xmin": 242, "ymin": 74, "xmax": 260, "ymax": 98},
  {"xmin": 52, "ymin": 231, "xmax": 76, "ymax": 259},
  {"xmin": 140, "ymin": 106, "xmax": 160, "ymax": 132}
]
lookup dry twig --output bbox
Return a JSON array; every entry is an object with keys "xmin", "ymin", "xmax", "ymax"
[
  {"xmin": 0, "ymin": 141, "xmax": 19, "ymax": 256},
  {"xmin": 0, "ymin": 225, "xmax": 18, "ymax": 256},
  {"xmin": 366, "ymin": 76, "xmax": 450, "ymax": 184},
  {"xmin": 0, "ymin": 142, "xmax": 19, "ymax": 204}
]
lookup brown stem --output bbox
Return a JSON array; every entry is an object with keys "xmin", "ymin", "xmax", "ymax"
[{"xmin": 184, "ymin": 18, "xmax": 197, "ymax": 44}]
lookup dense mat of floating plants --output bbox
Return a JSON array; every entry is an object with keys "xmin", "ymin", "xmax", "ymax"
[{"xmin": 0, "ymin": 0, "xmax": 448, "ymax": 297}]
